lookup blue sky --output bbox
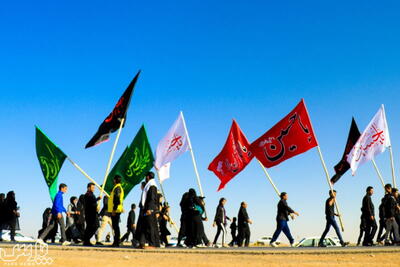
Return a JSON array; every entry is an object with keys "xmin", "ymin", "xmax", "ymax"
[{"xmin": 1, "ymin": 1, "xmax": 400, "ymax": 243}]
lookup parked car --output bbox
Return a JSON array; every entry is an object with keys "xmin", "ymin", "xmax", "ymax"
[
  {"xmin": 256, "ymin": 236, "xmax": 281, "ymax": 246},
  {"xmin": 0, "ymin": 231, "xmax": 35, "ymax": 242},
  {"xmin": 295, "ymin": 236, "xmax": 341, "ymax": 247}
]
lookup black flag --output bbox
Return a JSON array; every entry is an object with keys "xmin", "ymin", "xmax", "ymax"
[
  {"xmin": 330, "ymin": 118, "xmax": 361, "ymax": 184},
  {"xmin": 85, "ymin": 70, "xmax": 141, "ymax": 148}
]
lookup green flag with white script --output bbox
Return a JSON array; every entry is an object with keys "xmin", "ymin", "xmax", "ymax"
[{"xmin": 35, "ymin": 126, "xmax": 67, "ymax": 201}]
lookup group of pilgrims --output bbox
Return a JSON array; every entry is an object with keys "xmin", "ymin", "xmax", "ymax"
[{"xmin": 1, "ymin": 172, "xmax": 400, "ymax": 248}]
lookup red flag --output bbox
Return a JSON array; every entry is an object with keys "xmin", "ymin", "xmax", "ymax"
[
  {"xmin": 208, "ymin": 120, "xmax": 254, "ymax": 191},
  {"xmin": 250, "ymin": 99, "xmax": 318, "ymax": 168}
]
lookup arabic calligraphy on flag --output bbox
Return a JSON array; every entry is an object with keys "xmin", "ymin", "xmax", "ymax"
[
  {"xmin": 347, "ymin": 105, "xmax": 391, "ymax": 175},
  {"xmin": 154, "ymin": 113, "xmax": 190, "ymax": 174},
  {"xmin": 250, "ymin": 99, "xmax": 318, "ymax": 168},
  {"xmin": 208, "ymin": 120, "xmax": 254, "ymax": 191}
]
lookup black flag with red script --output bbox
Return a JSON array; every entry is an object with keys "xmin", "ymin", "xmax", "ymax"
[
  {"xmin": 85, "ymin": 70, "xmax": 140, "ymax": 149},
  {"xmin": 250, "ymin": 99, "xmax": 318, "ymax": 168},
  {"xmin": 330, "ymin": 118, "xmax": 361, "ymax": 184}
]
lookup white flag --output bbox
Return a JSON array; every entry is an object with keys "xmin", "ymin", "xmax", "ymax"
[
  {"xmin": 154, "ymin": 112, "xmax": 190, "ymax": 171},
  {"xmin": 347, "ymin": 105, "xmax": 391, "ymax": 175},
  {"xmin": 158, "ymin": 163, "xmax": 171, "ymax": 183}
]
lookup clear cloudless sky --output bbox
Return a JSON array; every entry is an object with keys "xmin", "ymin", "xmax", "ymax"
[{"xmin": 1, "ymin": 1, "xmax": 400, "ymax": 243}]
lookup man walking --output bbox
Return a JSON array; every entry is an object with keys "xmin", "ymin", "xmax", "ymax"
[
  {"xmin": 318, "ymin": 190, "xmax": 347, "ymax": 247},
  {"xmin": 120, "ymin": 204, "xmax": 137, "ymax": 246},
  {"xmin": 38, "ymin": 184, "xmax": 70, "ymax": 246},
  {"xmin": 108, "ymin": 176, "xmax": 124, "ymax": 247},
  {"xmin": 139, "ymin": 172, "xmax": 160, "ymax": 249},
  {"xmin": 382, "ymin": 184, "xmax": 400, "ymax": 245},
  {"xmin": 237, "ymin": 202, "xmax": 252, "ymax": 247},
  {"xmin": 270, "ymin": 192, "xmax": 299, "ymax": 247},
  {"xmin": 96, "ymin": 195, "xmax": 113, "ymax": 245},
  {"xmin": 361, "ymin": 186, "xmax": 377, "ymax": 246},
  {"xmin": 83, "ymin": 183, "xmax": 101, "ymax": 246}
]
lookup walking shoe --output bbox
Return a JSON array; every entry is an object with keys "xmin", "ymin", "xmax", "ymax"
[
  {"xmin": 213, "ymin": 244, "xmax": 221, "ymax": 248},
  {"xmin": 96, "ymin": 242, "xmax": 104, "ymax": 245},
  {"xmin": 222, "ymin": 244, "xmax": 229, "ymax": 248},
  {"xmin": 318, "ymin": 243, "xmax": 326, "ymax": 247},
  {"xmin": 61, "ymin": 241, "xmax": 71, "ymax": 246},
  {"xmin": 36, "ymin": 239, "xmax": 45, "ymax": 245},
  {"xmin": 341, "ymin": 242, "xmax": 349, "ymax": 247},
  {"xmin": 270, "ymin": 241, "xmax": 278, "ymax": 247},
  {"xmin": 290, "ymin": 243, "xmax": 295, "ymax": 247}
]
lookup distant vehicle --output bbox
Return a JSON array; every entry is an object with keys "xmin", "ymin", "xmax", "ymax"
[
  {"xmin": 256, "ymin": 236, "xmax": 281, "ymax": 246},
  {"xmin": 0, "ymin": 231, "xmax": 35, "ymax": 242},
  {"xmin": 295, "ymin": 237, "xmax": 341, "ymax": 247}
]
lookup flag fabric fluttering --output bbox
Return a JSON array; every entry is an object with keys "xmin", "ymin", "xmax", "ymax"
[
  {"xmin": 85, "ymin": 71, "xmax": 141, "ymax": 149},
  {"xmin": 330, "ymin": 118, "xmax": 361, "ymax": 184},
  {"xmin": 347, "ymin": 105, "xmax": 391, "ymax": 175},
  {"xmin": 35, "ymin": 127, "xmax": 67, "ymax": 201},
  {"xmin": 158, "ymin": 163, "xmax": 171, "ymax": 183},
  {"xmin": 208, "ymin": 120, "xmax": 254, "ymax": 191},
  {"xmin": 250, "ymin": 99, "xmax": 318, "ymax": 168},
  {"xmin": 154, "ymin": 112, "xmax": 190, "ymax": 180},
  {"xmin": 104, "ymin": 125, "xmax": 154, "ymax": 198}
]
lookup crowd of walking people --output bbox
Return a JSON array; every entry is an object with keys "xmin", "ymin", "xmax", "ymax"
[{"xmin": 1, "ymin": 173, "xmax": 400, "ymax": 248}]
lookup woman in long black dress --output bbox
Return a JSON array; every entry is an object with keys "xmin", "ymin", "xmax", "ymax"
[
  {"xmin": 158, "ymin": 201, "xmax": 171, "ymax": 247},
  {"xmin": 4, "ymin": 191, "xmax": 19, "ymax": 242}
]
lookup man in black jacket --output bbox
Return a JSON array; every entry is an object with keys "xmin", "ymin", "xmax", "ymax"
[
  {"xmin": 237, "ymin": 202, "xmax": 252, "ymax": 247},
  {"xmin": 376, "ymin": 196, "xmax": 386, "ymax": 243},
  {"xmin": 83, "ymin": 183, "xmax": 101, "ymax": 246},
  {"xmin": 318, "ymin": 190, "xmax": 346, "ymax": 247},
  {"xmin": 270, "ymin": 192, "xmax": 299, "ymax": 247},
  {"xmin": 139, "ymin": 172, "xmax": 160, "ymax": 249},
  {"xmin": 382, "ymin": 184, "xmax": 400, "ymax": 244},
  {"xmin": 361, "ymin": 186, "xmax": 377, "ymax": 246},
  {"xmin": 120, "ymin": 204, "xmax": 137, "ymax": 245}
]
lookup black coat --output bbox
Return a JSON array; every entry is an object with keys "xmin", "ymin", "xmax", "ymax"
[
  {"xmin": 238, "ymin": 207, "xmax": 249, "ymax": 227},
  {"xmin": 276, "ymin": 199, "xmax": 294, "ymax": 221},
  {"xmin": 144, "ymin": 186, "xmax": 159, "ymax": 213},
  {"xmin": 361, "ymin": 195, "xmax": 375, "ymax": 218}
]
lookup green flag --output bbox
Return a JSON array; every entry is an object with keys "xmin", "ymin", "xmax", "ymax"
[
  {"xmin": 35, "ymin": 126, "xmax": 67, "ymax": 201},
  {"xmin": 104, "ymin": 125, "xmax": 154, "ymax": 198}
]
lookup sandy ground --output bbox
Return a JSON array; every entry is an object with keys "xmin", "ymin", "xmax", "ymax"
[{"xmin": 1, "ymin": 245, "xmax": 400, "ymax": 267}]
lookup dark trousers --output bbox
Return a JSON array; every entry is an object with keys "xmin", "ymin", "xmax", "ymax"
[
  {"xmin": 111, "ymin": 213, "xmax": 121, "ymax": 246},
  {"xmin": 121, "ymin": 227, "xmax": 136, "ymax": 243},
  {"xmin": 377, "ymin": 218, "xmax": 385, "ymax": 242},
  {"xmin": 237, "ymin": 225, "xmax": 250, "ymax": 247},
  {"xmin": 363, "ymin": 217, "xmax": 377, "ymax": 245},
  {"xmin": 213, "ymin": 222, "xmax": 227, "ymax": 245},
  {"xmin": 271, "ymin": 220, "xmax": 294, "ymax": 244},
  {"xmin": 39, "ymin": 215, "xmax": 67, "ymax": 242},
  {"xmin": 84, "ymin": 216, "xmax": 98, "ymax": 244},
  {"xmin": 140, "ymin": 213, "xmax": 160, "ymax": 247},
  {"xmin": 229, "ymin": 231, "xmax": 237, "ymax": 246},
  {"xmin": 178, "ymin": 215, "xmax": 187, "ymax": 245},
  {"xmin": 320, "ymin": 216, "xmax": 343, "ymax": 245}
]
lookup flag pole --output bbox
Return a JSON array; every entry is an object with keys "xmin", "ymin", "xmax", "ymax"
[
  {"xmin": 389, "ymin": 146, "xmax": 397, "ymax": 188},
  {"xmin": 316, "ymin": 146, "xmax": 345, "ymax": 232},
  {"xmin": 180, "ymin": 111, "xmax": 207, "ymax": 218},
  {"xmin": 257, "ymin": 160, "xmax": 280, "ymax": 197},
  {"xmin": 371, "ymin": 159, "xmax": 386, "ymax": 189},
  {"xmin": 155, "ymin": 170, "xmax": 179, "ymax": 234},
  {"xmin": 67, "ymin": 157, "xmax": 110, "ymax": 198},
  {"xmin": 100, "ymin": 118, "xmax": 125, "ymax": 197}
]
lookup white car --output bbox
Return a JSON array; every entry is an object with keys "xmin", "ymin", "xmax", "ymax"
[
  {"xmin": 0, "ymin": 231, "xmax": 36, "ymax": 242},
  {"xmin": 295, "ymin": 236, "xmax": 341, "ymax": 247},
  {"xmin": 256, "ymin": 236, "xmax": 281, "ymax": 246}
]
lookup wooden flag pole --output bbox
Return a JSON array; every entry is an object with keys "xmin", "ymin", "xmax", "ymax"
[
  {"xmin": 100, "ymin": 118, "xmax": 125, "ymax": 197},
  {"xmin": 155, "ymin": 170, "xmax": 180, "ymax": 234},
  {"xmin": 371, "ymin": 159, "xmax": 386, "ymax": 189},
  {"xmin": 257, "ymin": 160, "xmax": 280, "ymax": 197},
  {"xmin": 389, "ymin": 146, "xmax": 397, "ymax": 188},
  {"xmin": 67, "ymin": 157, "xmax": 110, "ymax": 198},
  {"xmin": 316, "ymin": 146, "xmax": 345, "ymax": 232},
  {"xmin": 180, "ymin": 111, "xmax": 207, "ymax": 218}
]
